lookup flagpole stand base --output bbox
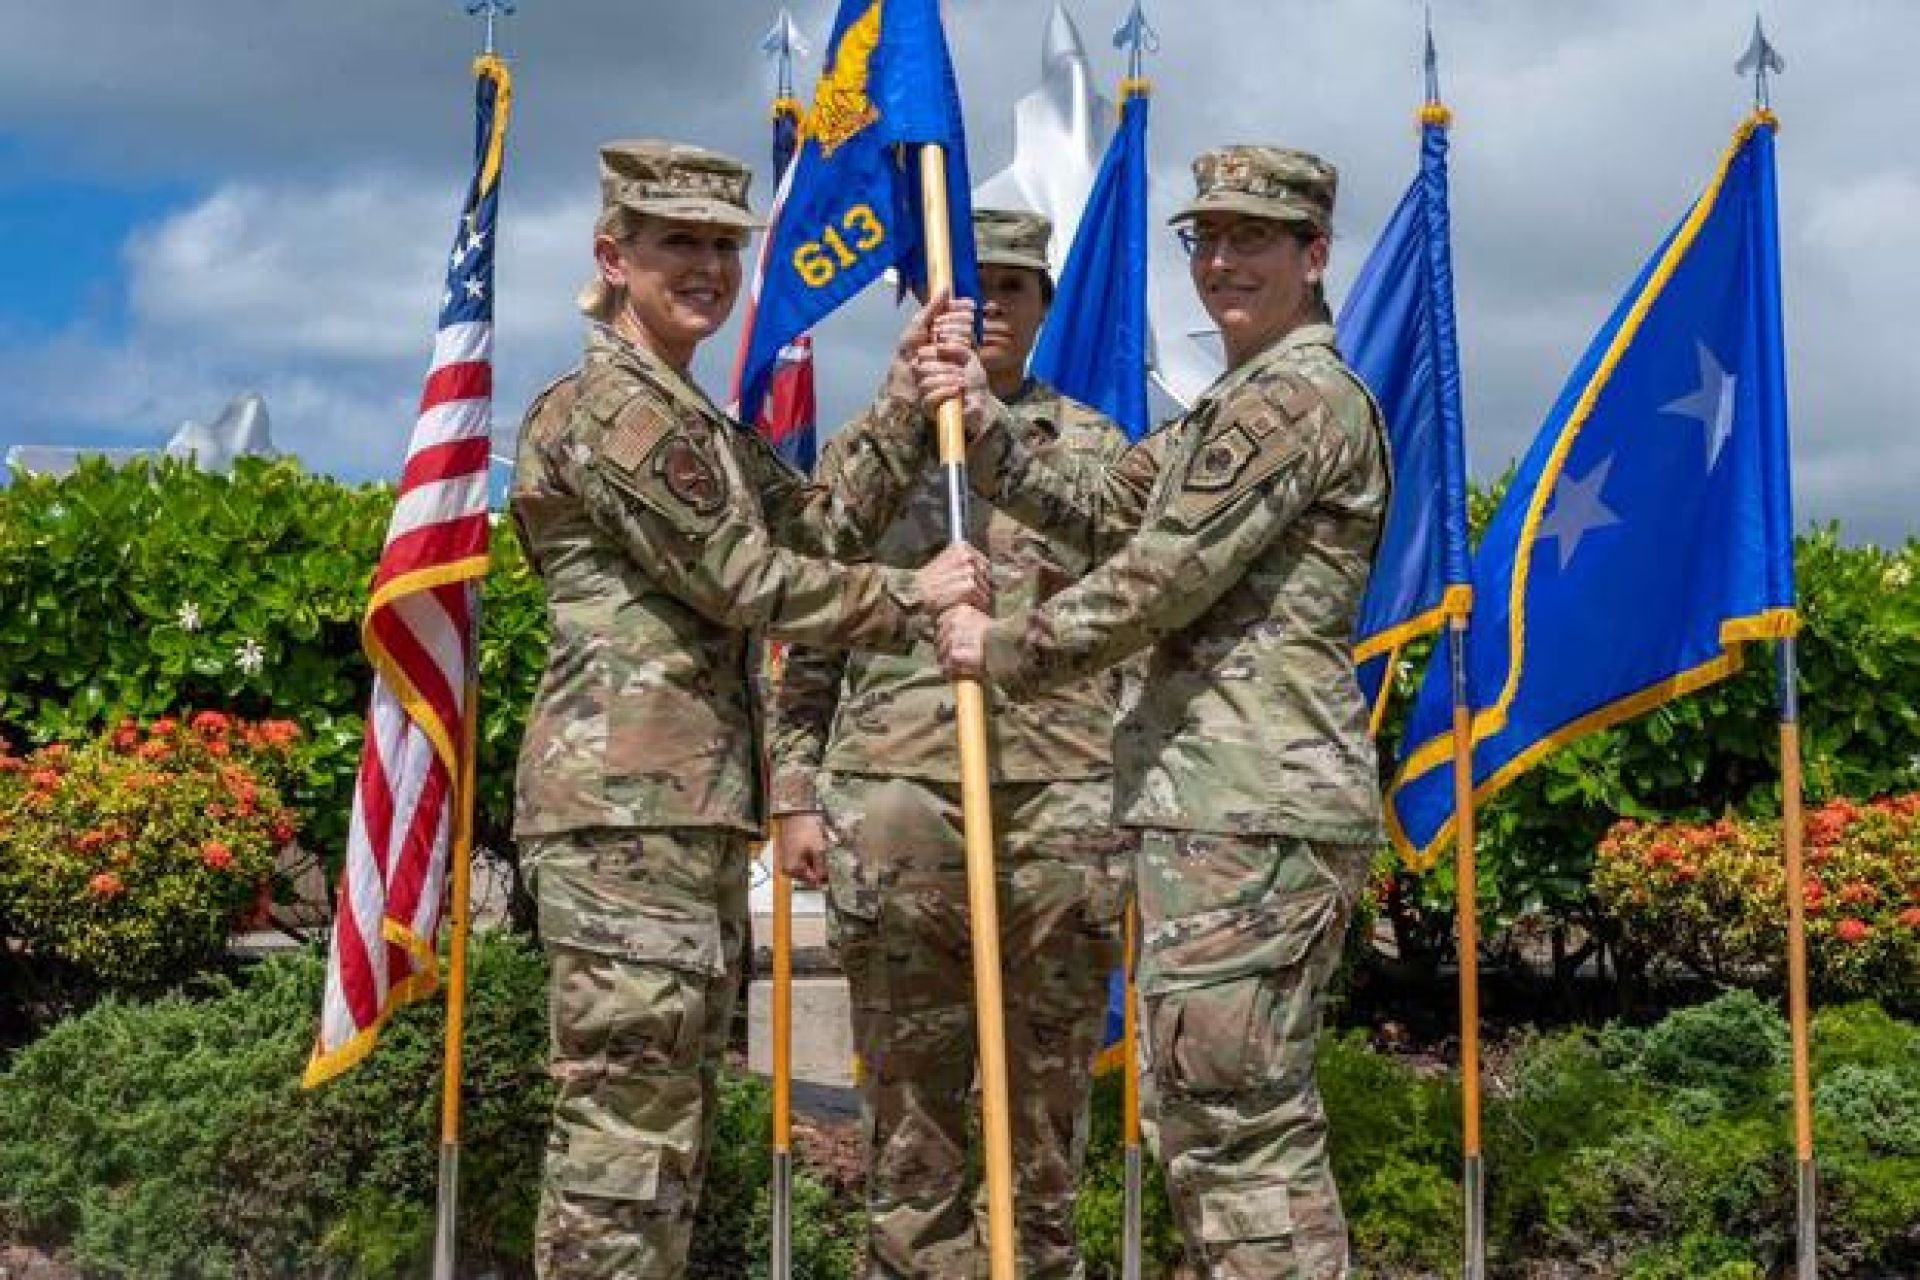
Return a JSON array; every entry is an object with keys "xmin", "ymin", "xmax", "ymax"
[
  {"xmin": 1463, "ymin": 1153, "xmax": 1485, "ymax": 1280},
  {"xmin": 1796, "ymin": 1158, "xmax": 1818, "ymax": 1280},
  {"xmin": 772, "ymin": 1149, "xmax": 793, "ymax": 1280},
  {"xmin": 1122, "ymin": 1144, "xmax": 1143, "ymax": 1280},
  {"xmin": 432, "ymin": 1142, "xmax": 460, "ymax": 1280}
]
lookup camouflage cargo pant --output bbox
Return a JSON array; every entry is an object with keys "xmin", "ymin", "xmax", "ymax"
[
  {"xmin": 522, "ymin": 827, "xmax": 751, "ymax": 1280},
  {"xmin": 1134, "ymin": 830, "xmax": 1372, "ymax": 1280},
  {"xmin": 819, "ymin": 772, "xmax": 1131, "ymax": 1279}
]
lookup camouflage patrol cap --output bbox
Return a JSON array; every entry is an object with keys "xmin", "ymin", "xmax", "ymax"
[
  {"xmin": 973, "ymin": 208, "xmax": 1053, "ymax": 276},
  {"xmin": 598, "ymin": 139, "xmax": 765, "ymax": 231},
  {"xmin": 1170, "ymin": 145, "xmax": 1337, "ymax": 234}
]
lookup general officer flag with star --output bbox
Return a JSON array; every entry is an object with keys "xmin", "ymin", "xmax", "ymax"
[
  {"xmin": 1386, "ymin": 113, "xmax": 1797, "ymax": 867},
  {"xmin": 736, "ymin": 0, "xmax": 979, "ymax": 419}
]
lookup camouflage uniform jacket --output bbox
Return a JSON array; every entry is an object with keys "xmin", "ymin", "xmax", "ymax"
[
  {"xmin": 510, "ymin": 326, "xmax": 932, "ymax": 839},
  {"xmin": 767, "ymin": 382, "xmax": 1130, "ymax": 811},
  {"xmin": 970, "ymin": 323, "xmax": 1391, "ymax": 843}
]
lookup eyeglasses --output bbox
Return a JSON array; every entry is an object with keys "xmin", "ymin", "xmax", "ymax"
[{"xmin": 1175, "ymin": 220, "xmax": 1290, "ymax": 259}]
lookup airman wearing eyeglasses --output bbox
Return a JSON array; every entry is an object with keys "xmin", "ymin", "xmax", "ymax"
[{"xmin": 918, "ymin": 145, "xmax": 1391, "ymax": 1278}]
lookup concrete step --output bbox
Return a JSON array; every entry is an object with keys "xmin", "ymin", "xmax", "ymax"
[{"xmin": 745, "ymin": 974, "xmax": 857, "ymax": 1091}]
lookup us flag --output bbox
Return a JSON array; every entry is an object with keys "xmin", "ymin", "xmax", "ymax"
[{"xmin": 305, "ymin": 54, "xmax": 512, "ymax": 1086}]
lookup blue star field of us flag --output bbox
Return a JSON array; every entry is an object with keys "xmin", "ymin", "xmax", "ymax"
[
  {"xmin": 1386, "ymin": 112, "xmax": 1797, "ymax": 866},
  {"xmin": 438, "ymin": 67, "xmax": 506, "ymax": 333}
]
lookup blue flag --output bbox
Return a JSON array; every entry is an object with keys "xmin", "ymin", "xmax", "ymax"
[
  {"xmin": 1030, "ymin": 88, "xmax": 1151, "ymax": 441},
  {"xmin": 736, "ymin": 0, "xmax": 979, "ymax": 419},
  {"xmin": 1341, "ymin": 111, "xmax": 1472, "ymax": 730},
  {"xmin": 1093, "ymin": 968, "xmax": 1128, "ymax": 1076},
  {"xmin": 1386, "ymin": 114, "xmax": 1797, "ymax": 868}
]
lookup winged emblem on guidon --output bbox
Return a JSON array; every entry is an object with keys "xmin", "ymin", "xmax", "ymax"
[{"xmin": 804, "ymin": 2, "xmax": 883, "ymax": 156}]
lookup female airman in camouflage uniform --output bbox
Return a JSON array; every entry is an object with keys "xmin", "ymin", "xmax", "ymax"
[
  {"xmin": 929, "ymin": 148, "xmax": 1390, "ymax": 1280},
  {"xmin": 770, "ymin": 210, "xmax": 1132, "ymax": 1279},
  {"xmin": 509, "ymin": 139, "xmax": 988, "ymax": 1280}
]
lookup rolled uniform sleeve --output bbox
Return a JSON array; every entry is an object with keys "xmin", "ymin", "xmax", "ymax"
[
  {"xmin": 967, "ymin": 397, "xmax": 1167, "ymax": 561},
  {"xmin": 982, "ymin": 377, "xmax": 1348, "ymax": 698},
  {"xmin": 576, "ymin": 393, "xmax": 925, "ymax": 654}
]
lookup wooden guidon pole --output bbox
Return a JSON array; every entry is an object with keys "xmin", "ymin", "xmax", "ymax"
[
  {"xmin": 917, "ymin": 144, "xmax": 1018, "ymax": 1280},
  {"xmin": 431, "ymin": 672, "xmax": 481, "ymax": 1280},
  {"xmin": 1448, "ymin": 618, "xmax": 1486, "ymax": 1280}
]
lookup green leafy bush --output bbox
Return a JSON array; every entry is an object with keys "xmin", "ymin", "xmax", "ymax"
[
  {"xmin": 6, "ymin": 952, "xmax": 1918, "ymax": 1278},
  {"xmin": 0, "ymin": 457, "xmax": 548, "ymax": 871},
  {"xmin": 0, "ymin": 935, "xmax": 866, "ymax": 1279},
  {"xmin": 0, "ymin": 713, "xmax": 298, "ymax": 986},
  {"xmin": 0, "ymin": 934, "xmax": 550, "ymax": 1278},
  {"xmin": 1595, "ymin": 795, "xmax": 1920, "ymax": 1008},
  {"xmin": 1503, "ymin": 994, "xmax": 1919, "ymax": 1278}
]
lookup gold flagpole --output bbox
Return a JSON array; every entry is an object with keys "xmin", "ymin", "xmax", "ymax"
[
  {"xmin": 1122, "ymin": 901, "xmax": 1143, "ymax": 1280},
  {"xmin": 431, "ymin": 664, "xmax": 481, "ymax": 1280},
  {"xmin": 758, "ymin": 13, "xmax": 806, "ymax": 1272},
  {"xmin": 917, "ymin": 144, "xmax": 1018, "ymax": 1280},
  {"xmin": 770, "ymin": 822, "xmax": 795, "ymax": 1280},
  {"xmin": 433, "ymin": 15, "xmax": 510, "ymax": 1277},
  {"xmin": 1778, "ymin": 637, "xmax": 1817, "ymax": 1280},
  {"xmin": 1446, "ymin": 618, "xmax": 1485, "ymax": 1280},
  {"xmin": 1732, "ymin": 24, "xmax": 1811, "ymax": 1274}
]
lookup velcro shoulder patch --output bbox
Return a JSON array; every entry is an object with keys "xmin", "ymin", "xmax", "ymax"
[
  {"xmin": 1263, "ymin": 369, "xmax": 1322, "ymax": 425},
  {"xmin": 651, "ymin": 432, "xmax": 730, "ymax": 519},
  {"xmin": 601, "ymin": 392, "xmax": 676, "ymax": 475},
  {"xmin": 586, "ymin": 387, "xmax": 733, "ymax": 536},
  {"xmin": 1170, "ymin": 375, "xmax": 1318, "ymax": 526}
]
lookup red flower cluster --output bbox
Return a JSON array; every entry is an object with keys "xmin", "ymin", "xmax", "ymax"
[
  {"xmin": 0, "ymin": 711, "xmax": 308, "ymax": 986},
  {"xmin": 1595, "ymin": 792, "xmax": 1920, "ymax": 1003}
]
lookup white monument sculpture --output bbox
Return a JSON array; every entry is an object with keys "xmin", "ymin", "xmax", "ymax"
[{"xmin": 5, "ymin": 393, "xmax": 281, "ymax": 479}]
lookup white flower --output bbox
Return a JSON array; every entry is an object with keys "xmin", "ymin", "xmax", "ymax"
[
  {"xmin": 1884, "ymin": 561, "xmax": 1913, "ymax": 591},
  {"xmin": 177, "ymin": 601, "xmax": 202, "ymax": 633},
  {"xmin": 234, "ymin": 639, "xmax": 266, "ymax": 676}
]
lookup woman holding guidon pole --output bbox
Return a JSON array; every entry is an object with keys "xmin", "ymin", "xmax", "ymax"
[
  {"xmin": 508, "ymin": 138, "xmax": 988, "ymax": 1280},
  {"xmin": 930, "ymin": 146, "xmax": 1390, "ymax": 1278},
  {"xmin": 772, "ymin": 208, "xmax": 1133, "ymax": 1279}
]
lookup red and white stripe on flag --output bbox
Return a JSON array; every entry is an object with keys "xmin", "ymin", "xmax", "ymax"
[{"xmin": 305, "ymin": 54, "xmax": 511, "ymax": 1087}]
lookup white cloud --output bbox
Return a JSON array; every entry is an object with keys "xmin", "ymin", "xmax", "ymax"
[{"xmin": 0, "ymin": 0, "xmax": 1915, "ymax": 544}]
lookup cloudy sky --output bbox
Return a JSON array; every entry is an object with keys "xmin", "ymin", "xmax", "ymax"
[{"xmin": 1, "ymin": 0, "xmax": 1913, "ymax": 544}]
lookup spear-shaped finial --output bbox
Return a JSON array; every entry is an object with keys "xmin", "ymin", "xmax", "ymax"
[
  {"xmin": 761, "ymin": 7, "xmax": 812, "ymax": 103},
  {"xmin": 462, "ymin": 0, "xmax": 514, "ymax": 55},
  {"xmin": 1735, "ymin": 15, "xmax": 1785, "ymax": 110},
  {"xmin": 1423, "ymin": 3, "xmax": 1442, "ymax": 105},
  {"xmin": 1113, "ymin": 0, "xmax": 1160, "ymax": 84},
  {"xmin": 1418, "ymin": 3, "xmax": 1452, "ymax": 127}
]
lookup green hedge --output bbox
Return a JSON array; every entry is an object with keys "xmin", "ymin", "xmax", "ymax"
[
  {"xmin": 4, "ymin": 941, "xmax": 1915, "ymax": 1279},
  {"xmin": 1, "ymin": 460, "xmax": 1913, "ymax": 973},
  {"xmin": 0, "ymin": 457, "xmax": 547, "ymax": 869}
]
